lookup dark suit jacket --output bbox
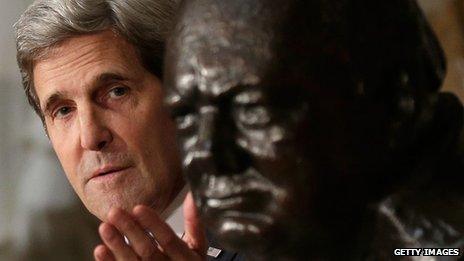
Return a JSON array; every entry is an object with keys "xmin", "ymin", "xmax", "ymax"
[{"xmin": 207, "ymin": 231, "xmax": 245, "ymax": 261}]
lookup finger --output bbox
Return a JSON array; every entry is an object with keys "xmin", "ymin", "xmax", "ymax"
[
  {"xmin": 107, "ymin": 208, "xmax": 156, "ymax": 258},
  {"xmin": 98, "ymin": 222, "xmax": 138, "ymax": 261},
  {"xmin": 132, "ymin": 205, "xmax": 192, "ymax": 260},
  {"xmin": 140, "ymin": 251, "xmax": 169, "ymax": 261},
  {"xmin": 94, "ymin": 244, "xmax": 115, "ymax": 261},
  {"xmin": 183, "ymin": 192, "xmax": 207, "ymax": 255}
]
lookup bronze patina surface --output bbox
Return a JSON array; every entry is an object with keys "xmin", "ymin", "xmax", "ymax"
[{"xmin": 164, "ymin": 0, "xmax": 464, "ymax": 259}]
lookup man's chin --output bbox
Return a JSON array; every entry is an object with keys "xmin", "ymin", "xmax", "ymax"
[
  {"xmin": 84, "ymin": 194, "xmax": 140, "ymax": 222},
  {"xmin": 207, "ymin": 213, "xmax": 277, "ymax": 254}
]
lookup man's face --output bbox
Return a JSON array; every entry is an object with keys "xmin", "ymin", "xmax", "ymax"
[
  {"xmin": 165, "ymin": 0, "xmax": 396, "ymax": 256},
  {"xmin": 164, "ymin": 1, "xmax": 315, "ymax": 254},
  {"xmin": 34, "ymin": 30, "xmax": 182, "ymax": 221}
]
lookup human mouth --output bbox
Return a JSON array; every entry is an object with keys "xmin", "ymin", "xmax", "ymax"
[{"xmin": 88, "ymin": 165, "xmax": 133, "ymax": 183}]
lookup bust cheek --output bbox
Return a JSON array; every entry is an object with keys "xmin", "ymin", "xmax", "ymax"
[{"xmin": 236, "ymin": 125, "xmax": 288, "ymax": 159}]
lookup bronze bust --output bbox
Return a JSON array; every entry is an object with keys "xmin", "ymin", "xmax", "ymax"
[{"xmin": 164, "ymin": 0, "xmax": 464, "ymax": 259}]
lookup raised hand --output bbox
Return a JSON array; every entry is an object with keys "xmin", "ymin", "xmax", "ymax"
[{"xmin": 94, "ymin": 192, "xmax": 207, "ymax": 261}]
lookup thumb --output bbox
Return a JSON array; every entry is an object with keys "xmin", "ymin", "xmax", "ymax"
[{"xmin": 183, "ymin": 192, "xmax": 208, "ymax": 255}]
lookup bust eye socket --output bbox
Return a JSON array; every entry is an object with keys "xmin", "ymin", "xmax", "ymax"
[
  {"xmin": 176, "ymin": 113, "xmax": 197, "ymax": 131},
  {"xmin": 235, "ymin": 104, "xmax": 271, "ymax": 128},
  {"xmin": 172, "ymin": 106, "xmax": 197, "ymax": 132}
]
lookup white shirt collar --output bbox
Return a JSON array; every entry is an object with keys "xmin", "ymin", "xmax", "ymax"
[
  {"xmin": 161, "ymin": 185, "xmax": 188, "ymax": 237},
  {"xmin": 160, "ymin": 186, "xmax": 224, "ymax": 258}
]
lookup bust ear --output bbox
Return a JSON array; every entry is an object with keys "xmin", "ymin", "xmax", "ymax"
[{"xmin": 386, "ymin": 90, "xmax": 464, "ymax": 174}]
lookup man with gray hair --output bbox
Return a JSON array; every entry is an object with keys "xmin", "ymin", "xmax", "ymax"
[{"xmin": 14, "ymin": 0, "xmax": 232, "ymax": 260}]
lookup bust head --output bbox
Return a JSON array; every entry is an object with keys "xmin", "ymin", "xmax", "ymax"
[{"xmin": 164, "ymin": 0, "xmax": 445, "ymax": 258}]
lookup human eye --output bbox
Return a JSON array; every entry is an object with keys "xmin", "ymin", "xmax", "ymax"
[
  {"xmin": 108, "ymin": 86, "xmax": 129, "ymax": 99},
  {"xmin": 52, "ymin": 106, "xmax": 74, "ymax": 119}
]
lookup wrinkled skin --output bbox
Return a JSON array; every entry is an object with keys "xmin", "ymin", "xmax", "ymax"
[
  {"xmin": 34, "ymin": 31, "xmax": 182, "ymax": 222},
  {"xmin": 33, "ymin": 30, "xmax": 205, "ymax": 261},
  {"xmin": 165, "ymin": 0, "xmax": 464, "ymax": 259}
]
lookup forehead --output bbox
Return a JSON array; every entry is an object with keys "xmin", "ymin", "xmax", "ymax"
[
  {"xmin": 34, "ymin": 30, "xmax": 142, "ymax": 105},
  {"xmin": 35, "ymin": 30, "xmax": 139, "ymax": 76},
  {"xmin": 168, "ymin": 1, "xmax": 277, "ymax": 100}
]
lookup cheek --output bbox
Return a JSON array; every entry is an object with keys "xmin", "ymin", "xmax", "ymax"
[
  {"xmin": 124, "ymin": 93, "xmax": 174, "ymax": 161},
  {"xmin": 238, "ymin": 123, "xmax": 305, "ymax": 181},
  {"xmin": 49, "ymin": 122, "xmax": 68, "ymax": 154},
  {"xmin": 50, "ymin": 136, "xmax": 82, "ymax": 191},
  {"xmin": 237, "ymin": 124, "xmax": 289, "ymax": 159},
  {"xmin": 130, "ymin": 84, "xmax": 165, "ymax": 131},
  {"xmin": 47, "ymin": 117, "xmax": 79, "ymax": 153},
  {"xmin": 127, "ymin": 100, "xmax": 164, "ymax": 143}
]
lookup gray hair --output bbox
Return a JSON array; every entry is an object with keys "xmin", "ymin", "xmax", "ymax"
[{"xmin": 14, "ymin": 0, "xmax": 178, "ymax": 123}]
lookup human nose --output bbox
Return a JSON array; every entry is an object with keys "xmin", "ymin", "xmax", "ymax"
[{"xmin": 78, "ymin": 105, "xmax": 112, "ymax": 151}]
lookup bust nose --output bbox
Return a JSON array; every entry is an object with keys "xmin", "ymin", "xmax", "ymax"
[{"xmin": 183, "ymin": 105, "xmax": 251, "ymax": 180}]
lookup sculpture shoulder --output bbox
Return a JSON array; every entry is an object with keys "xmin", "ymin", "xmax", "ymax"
[{"xmin": 369, "ymin": 183, "xmax": 464, "ymax": 256}]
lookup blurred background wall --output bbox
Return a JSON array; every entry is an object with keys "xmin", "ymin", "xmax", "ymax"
[
  {"xmin": 0, "ymin": 0, "xmax": 463, "ymax": 260},
  {"xmin": 419, "ymin": 0, "xmax": 464, "ymax": 101}
]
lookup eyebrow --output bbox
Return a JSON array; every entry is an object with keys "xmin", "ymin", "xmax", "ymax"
[
  {"xmin": 95, "ymin": 72, "xmax": 128, "ymax": 85},
  {"xmin": 41, "ymin": 72, "xmax": 130, "ymax": 116}
]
